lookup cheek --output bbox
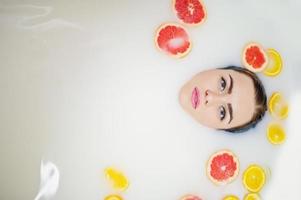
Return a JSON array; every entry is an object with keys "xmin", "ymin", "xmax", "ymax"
[{"xmin": 197, "ymin": 106, "xmax": 219, "ymax": 127}]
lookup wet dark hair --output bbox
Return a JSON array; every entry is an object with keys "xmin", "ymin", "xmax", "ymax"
[{"xmin": 219, "ymin": 66, "xmax": 267, "ymax": 133}]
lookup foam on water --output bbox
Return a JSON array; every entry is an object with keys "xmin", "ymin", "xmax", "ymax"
[{"xmin": 0, "ymin": 0, "xmax": 301, "ymax": 199}]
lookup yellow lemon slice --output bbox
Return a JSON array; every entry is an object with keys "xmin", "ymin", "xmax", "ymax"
[
  {"xmin": 267, "ymin": 123, "xmax": 286, "ymax": 145},
  {"xmin": 104, "ymin": 194, "xmax": 123, "ymax": 200},
  {"xmin": 223, "ymin": 195, "xmax": 240, "ymax": 200},
  {"xmin": 243, "ymin": 165, "xmax": 266, "ymax": 193},
  {"xmin": 263, "ymin": 49, "xmax": 282, "ymax": 77},
  {"xmin": 244, "ymin": 193, "xmax": 261, "ymax": 200},
  {"xmin": 268, "ymin": 92, "xmax": 289, "ymax": 119},
  {"xmin": 105, "ymin": 167, "xmax": 129, "ymax": 191}
]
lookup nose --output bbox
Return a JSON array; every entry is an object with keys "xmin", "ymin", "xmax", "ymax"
[{"xmin": 205, "ymin": 89, "xmax": 226, "ymax": 106}]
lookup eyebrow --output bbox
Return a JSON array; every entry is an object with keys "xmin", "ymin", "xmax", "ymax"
[
  {"xmin": 227, "ymin": 103, "xmax": 233, "ymax": 124},
  {"xmin": 228, "ymin": 74, "xmax": 233, "ymax": 94}
]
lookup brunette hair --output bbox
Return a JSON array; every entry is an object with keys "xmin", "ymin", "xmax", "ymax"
[{"xmin": 219, "ymin": 66, "xmax": 267, "ymax": 133}]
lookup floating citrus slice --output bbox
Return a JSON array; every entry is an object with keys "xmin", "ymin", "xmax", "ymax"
[
  {"xmin": 242, "ymin": 43, "xmax": 268, "ymax": 72},
  {"xmin": 104, "ymin": 194, "xmax": 123, "ymax": 200},
  {"xmin": 267, "ymin": 123, "xmax": 286, "ymax": 145},
  {"xmin": 223, "ymin": 195, "xmax": 240, "ymax": 200},
  {"xmin": 268, "ymin": 92, "xmax": 289, "ymax": 119},
  {"xmin": 207, "ymin": 150, "xmax": 239, "ymax": 185},
  {"xmin": 173, "ymin": 0, "xmax": 206, "ymax": 25},
  {"xmin": 155, "ymin": 23, "xmax": 191, "ymax": 58},
  {"xmin": 105, "ymin": 167, "xmax": 129, "ymax": 191},
  {"xmin": 180, "ymin": 194, "xmax": 202, "ymax": 200},
  {"xmin": 263, "ymin": 49, "xmax": 282, "ymax": 77},
  {"xmin": 243, "ymin": 193, "xmax": 261, "ymax": 200},
  {"xmin": 243, "ymin": 165, "xmax": 266, "ymax": 193}
]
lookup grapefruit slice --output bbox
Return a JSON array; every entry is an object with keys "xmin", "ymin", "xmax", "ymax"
[
  {"xmin": 206, "ymin": 150, "xmax": 239, "ymax": 185},
  {"xmin": 155, "ymin": 23, "xmax": 191, "ymax": 58},
  {"xmin": 104, "ymin": 167, "xmax": 129, "ymax": 191},
  {"xmin": 268, "ymin": 92, "xmax": 289, "ymax": 119},
  {"xmin": 104, "ymin": 194, "xmax": 123, "ymax": 200},
  {"xmin": 266, "ymin": 123, "xmax": 286, "ymax": 145},
  {"xmin": 243, "ymin": 193, "xmax": 261, "ymax": 200},
  {"xmin": 173, "ymin": 0, "xmax": 206, "ymax": 25},
  {"xmin": 263, "ymin": 49, "xmax": 283, "ymax": 77},
  {"xmin": 180, "ymin": 195, "xmax": 202, "ymax": 200},
  {"xmin": 242, "ymin": 165, "xmax": 266, "ymax": 193},
  {"xmin": 242, "ymin": 43, "xmax": 268, "ymax": 72},
  {"xmin": 223, "ymin": 195, "xmax": 240, "ymax": 200}
]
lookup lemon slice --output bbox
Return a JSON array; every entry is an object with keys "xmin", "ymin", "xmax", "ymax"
[
  {"xmin": 104, "ymin": 194, "xmax": 123, "ymax": 200},
  {"xmin": 268, "ymin": 92, "xmax": 289, "ymax": 119},
  {"xmin": 105, "ymin": 167, "xmax": 129, "ymax": 191},
  {"xmin": 223, "ymin": 195, "xmax": 240, "ymax": 200},
  {"xmin": 267, "ymin": 123, "xmax": 286, "ymax": 145},
  {"xmin": 244, "ymin": 193, "xmax": 261, "ymax": 200},
  {"xmin": 263, "ymin": 49, "xmax": 282, "ymax": 77},
  {"xmin": 243, "ymin": 165, "xmax": 266, "ymax": 192}
]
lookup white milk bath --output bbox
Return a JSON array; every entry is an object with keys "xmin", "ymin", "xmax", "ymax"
[{"xmin": 0, "ymin": 0, "xmax": 301, "ymax": 199}]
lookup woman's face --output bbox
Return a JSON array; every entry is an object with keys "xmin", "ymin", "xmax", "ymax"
[{"xmin": 179, "ymin": 69, "xmax": 256, "ymax": 129}]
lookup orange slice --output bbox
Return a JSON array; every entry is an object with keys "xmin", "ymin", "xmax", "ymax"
[
  {"xmin": 263, "ymin": 49, "xmax": 282, "ymax": 77},
  {"xmin": 243, "ymin": 193, "xmax": 261, "ymax": 200},
  {"xmin": 223, "ymin": 195, "xmax": 240, "ymax": 200},
  {"xmin": 266, "ymin": 123, "xmax": 286, "ymax": 145},
  {"xmin": 268, "ymin": 92, "xmax": 289, "ymax": 119},
  {"xmin": 243, "ymin": 165, "xmax": 266, "ymax": 193},
  {"xmin": 105, "ymin": 167, "xmax": 129, "ymax": 191},
  {"xmin": 104, "ymin": 194, "xmax": 123, "ymax": 200}
]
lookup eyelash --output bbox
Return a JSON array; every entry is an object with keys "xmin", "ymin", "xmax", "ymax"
[
  {"xmin": 219, "ymin": 106, "xmax": 226, "ymax": 121},
  {"xmin": 220, "ymin": 77, "xmax": 226, "ymax": 92}
]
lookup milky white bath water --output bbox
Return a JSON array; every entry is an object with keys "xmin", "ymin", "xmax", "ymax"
[{"xmin": 0, "ymin": 0, "xmax": 301, "ymax": 199}]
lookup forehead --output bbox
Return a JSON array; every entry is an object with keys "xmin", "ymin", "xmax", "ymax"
[{"xmin": 221, "ymin": 69, "xmax": 256, "ymax": 128}]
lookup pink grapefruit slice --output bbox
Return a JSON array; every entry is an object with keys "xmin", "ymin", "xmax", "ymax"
[
  {"xmin": 155, "ymin": 23, "xmax": 192, "ymax": 58},
  {"xmin": 206, "ymin": 150, "xmax": 239, "ymax": 185},
  {"xmin": 180, "ymin": 195, "xmax": 202, "ymax": 200},
  {"xmin": 242, "ymin": 43, "xmax": 268, "ymax": 72},
  {"xmin": 173, "ymin": 0, "xmax": 206, "ymax": 25}
]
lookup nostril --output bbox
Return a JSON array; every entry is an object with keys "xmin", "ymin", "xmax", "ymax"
[
  {"xmin": 205, "ymin": 90, "xmax": 208, "ymax": 96},
  {"xmin": 205, "ymin": 100, "xmax": 208, "ymax": 104}
]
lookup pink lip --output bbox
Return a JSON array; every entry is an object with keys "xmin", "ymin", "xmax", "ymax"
[{"xmin": 191, "ymin": 87, "xmax": 200, "ymax": 109}]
